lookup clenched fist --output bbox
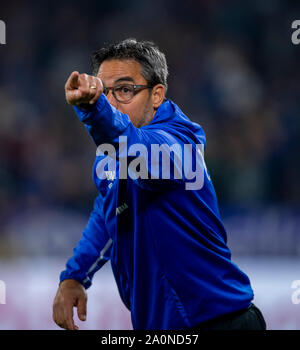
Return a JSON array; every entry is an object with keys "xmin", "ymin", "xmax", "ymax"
[{"xmin": 65, "ymin": 71, "xmax": 103, "ymax": 106}]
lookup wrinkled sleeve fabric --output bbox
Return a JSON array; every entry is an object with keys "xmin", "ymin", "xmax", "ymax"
[{"xmin": 59, "ymin": 194, "xmax": 112, "ymax": 289}]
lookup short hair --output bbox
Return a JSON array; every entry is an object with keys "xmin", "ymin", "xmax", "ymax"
[{"xmin": 91, "ymin": 38, "xmax": 169, "ymax": 93}]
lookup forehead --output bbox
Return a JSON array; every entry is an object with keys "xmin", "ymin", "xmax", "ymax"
[{"xmin": 97, "ymin": 59, "xmax": 145, "ymax": 84}]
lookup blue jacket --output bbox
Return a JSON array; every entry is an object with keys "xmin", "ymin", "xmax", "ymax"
[{"xmin": 60, "ymin": 94, "xmax": 254, "ymax": 330}]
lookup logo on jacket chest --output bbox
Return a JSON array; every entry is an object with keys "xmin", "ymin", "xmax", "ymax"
[
  {"xmin": 116, "ymin": 202, "xmax": 128, "ymax": 216},
  {"xmin": 105, "ymin": 170, "xmax": 116, "ymax": 181}
]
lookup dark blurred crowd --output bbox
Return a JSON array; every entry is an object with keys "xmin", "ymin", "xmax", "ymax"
[{"xmin": 0, "ymin": 0, "xmax": 300, "ymax": 252}]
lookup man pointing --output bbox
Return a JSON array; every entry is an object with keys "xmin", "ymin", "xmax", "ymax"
[{"xmin": 53, "ymin": 38, "xmax": 266, "ymax": 330}]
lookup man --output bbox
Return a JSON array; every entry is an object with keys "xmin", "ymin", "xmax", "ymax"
[{"xmin": 52, "ymin": 39, "xmax": 266, "ymax": 330}]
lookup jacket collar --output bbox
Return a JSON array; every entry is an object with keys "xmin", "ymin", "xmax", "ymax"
[{"xmin": 147, "ymin": 99, "xmax": 175, "ymax": 126}]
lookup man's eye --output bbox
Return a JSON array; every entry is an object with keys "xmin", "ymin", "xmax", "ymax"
[{"xmin": 117, "ymin": 86, "xmax": 132, "ymax": 94}]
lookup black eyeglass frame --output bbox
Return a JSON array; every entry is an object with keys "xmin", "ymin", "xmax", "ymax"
[{"xmin": 103, "ymin": 84, "xmax": 154, "ymax": 103}]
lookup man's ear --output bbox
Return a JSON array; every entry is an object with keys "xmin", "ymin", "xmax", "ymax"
[{"xmin": 151, "ymin": 84, "xmax": 165, "ymax": 109}]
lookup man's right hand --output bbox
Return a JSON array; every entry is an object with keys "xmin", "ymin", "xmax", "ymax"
[
  {"xmin": 65, "ymin": 71, "xmax": 103, "ymax": 107},
  {"xmin": 52, "ymin": 279, "xmax": 87, "ymax": 330}
]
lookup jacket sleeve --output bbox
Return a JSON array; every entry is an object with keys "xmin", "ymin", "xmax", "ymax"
[
  {"xmin": 73, "ymin": 95, "xmax": 206, "ymax": 191},
  {"xmin": 59, "ymin": 194, "xmax": 112, "ymax": 289}
]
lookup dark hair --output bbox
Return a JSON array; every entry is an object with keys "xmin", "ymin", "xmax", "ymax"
[{"xmin": 91, "ymin": 38, "xmax": 169, "ymax": 93}]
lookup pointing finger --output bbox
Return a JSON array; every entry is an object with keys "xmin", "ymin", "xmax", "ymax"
[{"xmin": 65, "ymin": 71, "xmax": 80, "ymax": 90}]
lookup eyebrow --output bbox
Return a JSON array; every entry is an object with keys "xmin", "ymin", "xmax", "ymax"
[{"xmin": 114, "ymin": 76, "xmax": 135, "ymax": 84}]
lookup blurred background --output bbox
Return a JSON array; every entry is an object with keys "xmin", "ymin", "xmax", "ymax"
[{"xmin": 0, "ymin": 0, "xmax": 300, "ymax": 329}]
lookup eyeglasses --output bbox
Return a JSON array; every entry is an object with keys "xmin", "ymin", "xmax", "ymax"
[{"xmin": 103, "ymin": 84, "xmax": 153, "ymax": 103}]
